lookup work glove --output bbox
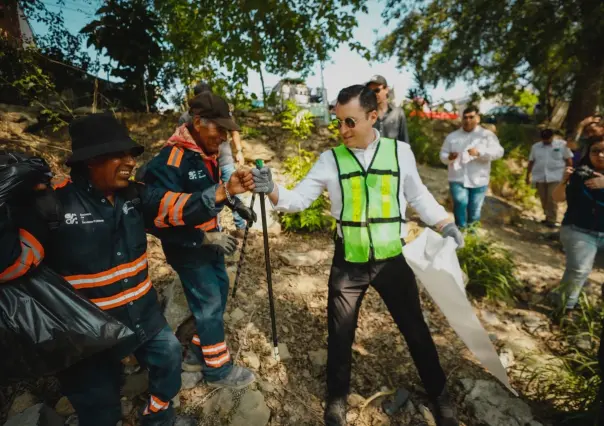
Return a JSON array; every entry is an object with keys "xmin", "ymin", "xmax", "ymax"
[
  {"xmin": 441, "ymin": 222, "xmax": 465, "ymax": 249},
  {"xmin": 231, "ymin": 198, "xmax": 257, "ymax": 223},
  {"xmin": 251, "ymin": 167, "xmax": 274, "ymax": 193},
  {"xmin": 202, "ymin": 232, "xmax": 238, "ymax": 256}
]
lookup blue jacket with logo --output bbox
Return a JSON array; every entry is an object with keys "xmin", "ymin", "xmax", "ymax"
[
  {"xmin": 144, "ymin": 143, "xmax": 223, "ymax": 267},
  {"xmin": 0, "ymin": 173, "xmax": 222, "ymax": 346}
]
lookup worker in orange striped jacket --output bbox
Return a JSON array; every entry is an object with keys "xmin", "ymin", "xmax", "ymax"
[
  {"xmin": 143, "ymin": 92, "xmax": 257, "ymax": 389},
  {"xmin": 0, "ymin": 113, "xmax": 254, "ymax": 426}
]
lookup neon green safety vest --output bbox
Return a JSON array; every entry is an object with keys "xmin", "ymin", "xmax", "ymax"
[{"xmin": 332, "ymin": 138, "xmax": 403, "ymax": 263}]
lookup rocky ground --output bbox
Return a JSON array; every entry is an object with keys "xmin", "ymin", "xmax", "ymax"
[{"xmin": 1, "ymin": 106, "xmax": 602, "ymax": 426}]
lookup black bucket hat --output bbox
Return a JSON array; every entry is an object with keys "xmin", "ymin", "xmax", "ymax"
[{"xmin": 66, "ymin": 113, "xmax": 144, "ymax": 166}]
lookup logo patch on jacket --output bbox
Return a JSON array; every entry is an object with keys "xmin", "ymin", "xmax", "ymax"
[
  {"xmin": 64, "ymin": 213, "xmax": 105, "ymax": 225},
  {"xmin": 188, "ymin": 170, "xmax": 206, "ymax": 180}
]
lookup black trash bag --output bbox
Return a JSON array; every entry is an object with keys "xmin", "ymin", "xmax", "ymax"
[
  {"xmin": 0, "ymin": 152, "xmax": 52, "ymax": 204},
  {"xmin": 0, "ymin": 264, "xmax": 136, "ymax": 382}
]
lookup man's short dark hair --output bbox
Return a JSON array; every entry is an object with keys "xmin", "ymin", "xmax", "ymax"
[
  {"xmin": 193, "ymin": 82, "xmax": 212, "ymax": 96},
  {"xmin": 541, "ymin": 128, "xmax": 554, "ymax": 140},
  {"xmin": 337, "ymin": 85, "xmax": 377, "ymax": 113},
  {"xmin": 463, "ymin": 105, "xmax": 480, "ymax": 115}
]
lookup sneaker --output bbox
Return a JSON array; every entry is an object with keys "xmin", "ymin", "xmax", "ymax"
[
  {"xmin": 182, "ymin": 350, "xmax": 203, "ymax": 373},
  {"xmin": 206, "ymin": 365, "xmax": 256, "ymax": 390},
  {"xmin": 431, "ymin": 388, "xmax": 459, "ymax": 426},
  {"xmin": 324, "ymin": 396, "xmax": 347, "ymax": 426}
]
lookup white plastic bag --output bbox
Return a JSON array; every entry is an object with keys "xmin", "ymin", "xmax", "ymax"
[{"xmin": 403, "ymin": 228, "xmax": 517, "ymax": 396}]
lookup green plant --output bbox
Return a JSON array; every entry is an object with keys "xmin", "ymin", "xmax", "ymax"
[
  {"xmin": 457, "ymin": 232, "xmax": 521, "ymax": 303},
  {"xmin": 240, "ymin": 125, "xmax": 261, "ymax": 139},
  {"xmin": 279, "ymin": 102, "xmax": 334, "ymax": 232},
  {"xmin": 406, "ymin": 116, "xmax": 444, "ymax": 167},
  {"xmin": 524, "ymin": 294, "xmax": 603, "ymax": 415}
]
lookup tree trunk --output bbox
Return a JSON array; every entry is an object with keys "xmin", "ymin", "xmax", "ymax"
[
  {"xmin": 258, "ymin": 65, "xmax": 266, "ymax": 106},
  {"xmin": 566, "ymin": 57, "xmax": 604, "ymax": 133}
]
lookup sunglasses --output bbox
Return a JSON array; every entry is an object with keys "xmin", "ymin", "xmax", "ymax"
[
  {"xmin": 372, "ymin": 88, "xmax": 382, "ymax": 94},
  {"xmin": 333, "ymin": 117, "xmax": 358, "ymax": 129}
]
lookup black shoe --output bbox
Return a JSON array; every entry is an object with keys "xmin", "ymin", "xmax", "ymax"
[
  {"xmin": 432, "ymin": 388, "xmax": 459, "ymax": 426},
  {"xmin": 324, "ymin": 396, "xmax": 347, "ymax": 426}
]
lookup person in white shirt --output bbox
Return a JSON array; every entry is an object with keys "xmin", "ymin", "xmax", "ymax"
[
  {"xmin": 248, "ymin": 85, "xmax": 463, "ymax": 426},
  {"xmin": 440, "ymin": 106, "xmax": 504, "ymax": 228},
  {"xmin": 526, "ymin": 128, "xmax": 573, "ymax": 227}
]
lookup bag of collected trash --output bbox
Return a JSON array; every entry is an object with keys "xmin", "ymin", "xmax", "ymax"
[
  {"xmin": 402, "ymin": 228, "xmax": 517, "ymax": 395},
  {"xmin": 0, "ymin": 151, "xmax": 52, "ymax": 203},
  {"xmin": 0, "ymin": 264, "xmax": 135, "ymax": 382}
]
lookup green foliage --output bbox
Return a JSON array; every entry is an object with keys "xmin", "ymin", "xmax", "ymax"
[
  {"xmin": 457, "ymin": 232, "xmax": 521, "ymax": 303},
  {"xmin": 512, "ymin": 90, "xmax": 539, "ymax": 115},
  {"xmin": 377, "ymin": 0, "xmax": 604, "ymax": 129},
  {"xmin": 82, "ymin": 0, "xmax": 166, "ymax": 111},
  {"xmin": 281, "ymin": 101, "xmax": 314, "ymax": 142},
  {"xmin": 525, "ymin": 295, "xmax": 603, "ymax": 415},
  {"xmin": 156, "ymin": 0, "xmax": 368, "ymax": 98},
  {"xmin": 279, "ymin": 102, "xmax": 334, "ymax": 232},
  {"xmin": 240, "ymin": 125, "xmax": 261, "ymax": 139},
  {"xmin": 406, "ymin": 117, "xmax": 446, "ymax": 167},
  {"xmin": 488, "ymin": 124, "xmax": 539, "ymax": 208}
]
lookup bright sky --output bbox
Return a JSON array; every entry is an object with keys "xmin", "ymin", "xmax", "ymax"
[{"xmin": 30, "ymin": 0, "xmax": 471, "ymax": 106}]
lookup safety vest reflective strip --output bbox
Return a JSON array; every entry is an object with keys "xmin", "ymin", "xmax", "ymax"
[
  {"xmin": 89, "ymin": 276, "xmax": 152, "ymax": 311},
  {"xmin": 63, "ymin": 252, "xmax": 148, "ymax": 289},
  {"xmin": 332, "ymin": 138, "xmax": 402, "ymax": 263},
  {"xmin": 154, "ymin": 191, "xmax": 192, "ymax": 228},
  {"xmin": 0, "ymin": 229, "xmax": 45, "ymax": 282},
  {"xmin": 195, "ymin": 217, "xmax": 218, "ymax": 231}
]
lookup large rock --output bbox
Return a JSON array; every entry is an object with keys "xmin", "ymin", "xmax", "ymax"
[
  {"xmin": 181, "ymin": 372, "xmax": 203, "ymax": 390},
  {"xmin": 163, "ymin": 277, "xmax": 192, "ymax": 331},
  {"xmin": 460, "ymin": 379, "xmax": 543, "ymax": 426},
  {"xmin": 3, "ymin": 404, "xmax": 64, "ymax": 426},
  {"xmin": 7, "ymin": 392, "xmax": 38, "ymax": 418},
  {"xmin": 230, "ymin": 390, "xmax": 270, "ymax": 426},
  {"xmin": 277, "ymin": 250, "xmax": 331, "ymax": 267},
  {"xmin": 203, "ymin": 389, "xmax": 235, "ymax": 418}
]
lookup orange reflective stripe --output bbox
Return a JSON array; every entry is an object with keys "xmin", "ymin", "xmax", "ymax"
[
  {"xmin": 148, "ymin": 395, "xmax": 169, "ymax": 413},
  {"xmin": 0, "ymin": 229, "xmax": 45, "ymax": 283},
  {"xmin": 204, "ymin": 351, "xmax": 231, "ymax": 368},
  {"xmin": 19, "ymin": 229, "xmax": 44, "ymax": 263},
  {"xmin": 52, "ymin": 177, "xmax": 71, "ymax": 189},
  {"xmin": 89, "ymin": 277, "xmax": 152, "ymax": 310},
  {"xmin": 192, "ymin": 335, "xmax": 201, "ymax": 346},
  {"xmin": 202, "ymin": 342, "xmax": 228, "ymax": 355},
  {"xmin": 154, "ymin": 192, "xmax": 179, "ymax": 228},
  {"xmin": 195, "ymin": 217, "xmax": 218, "ymax": 231},
  {"xmin": 169, "ymin": 193, "xmax": 191, "ymax": 226},
  {"xmin": 167, "ymin": 147, "xmax": 183, "ymax": 168},
  {"xmin": 63, "ymin": 253, "xmax": 148, "ymax": 289}
]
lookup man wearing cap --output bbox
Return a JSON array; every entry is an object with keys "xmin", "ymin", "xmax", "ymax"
[
  {"xmin": 248, "ymin": 85, "xmax": 463, "ymax": 426},
  {"xmin": 179, "ymin": 82, "xmax": 248, "ymax": 237},
  {"xmin": 366, "ymin": 75, "xmax": 409, "ymax": 143},
  {"xmin": 0, "ymin": 113, "xmax": 253, "ymax": 426},
  {"xmin": 144, "ymin": 92, "xmax": 257, "ymax": 389}
]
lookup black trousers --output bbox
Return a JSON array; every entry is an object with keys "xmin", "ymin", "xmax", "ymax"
[{"xmin": 326, "ymin": 240, "xmax": 447, "ymax": 399}]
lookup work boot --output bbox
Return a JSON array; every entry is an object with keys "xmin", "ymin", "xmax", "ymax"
[
  {"xmin": 207, "ymin": 365, "xmax": 256, "ymax": 390},
  {"xmin": 182, "ymin": 349, "xmax": 203, "ymax": 373},
  {"xmin": 324, "ymin": 396, "xmax": 347, "ymax": 426},
  {"xmin": 431, "ymin": 388, "xmax": 459, "ymax": 426}
]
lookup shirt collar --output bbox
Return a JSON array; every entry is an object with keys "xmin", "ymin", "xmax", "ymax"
[{"xmin": 349, "ymin": 129, "xmax": 381, "ymax": 153}]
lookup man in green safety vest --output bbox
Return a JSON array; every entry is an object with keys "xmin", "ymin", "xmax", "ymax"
[{"xmin": 248, "ymin": 85, "xmax": 464, "ymax": 426}]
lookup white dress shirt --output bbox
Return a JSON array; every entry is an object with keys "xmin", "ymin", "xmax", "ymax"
[
  {"xmin": 529, "ymin": 139, "xmax": 573, "ymax": 183},
  {"xmin": 273, "ymin": 130, "xmax": 449, "ymax": 238},
  {"xmin": 439, "ymin": 126, "xmax": 504, "ymax": 188}
]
